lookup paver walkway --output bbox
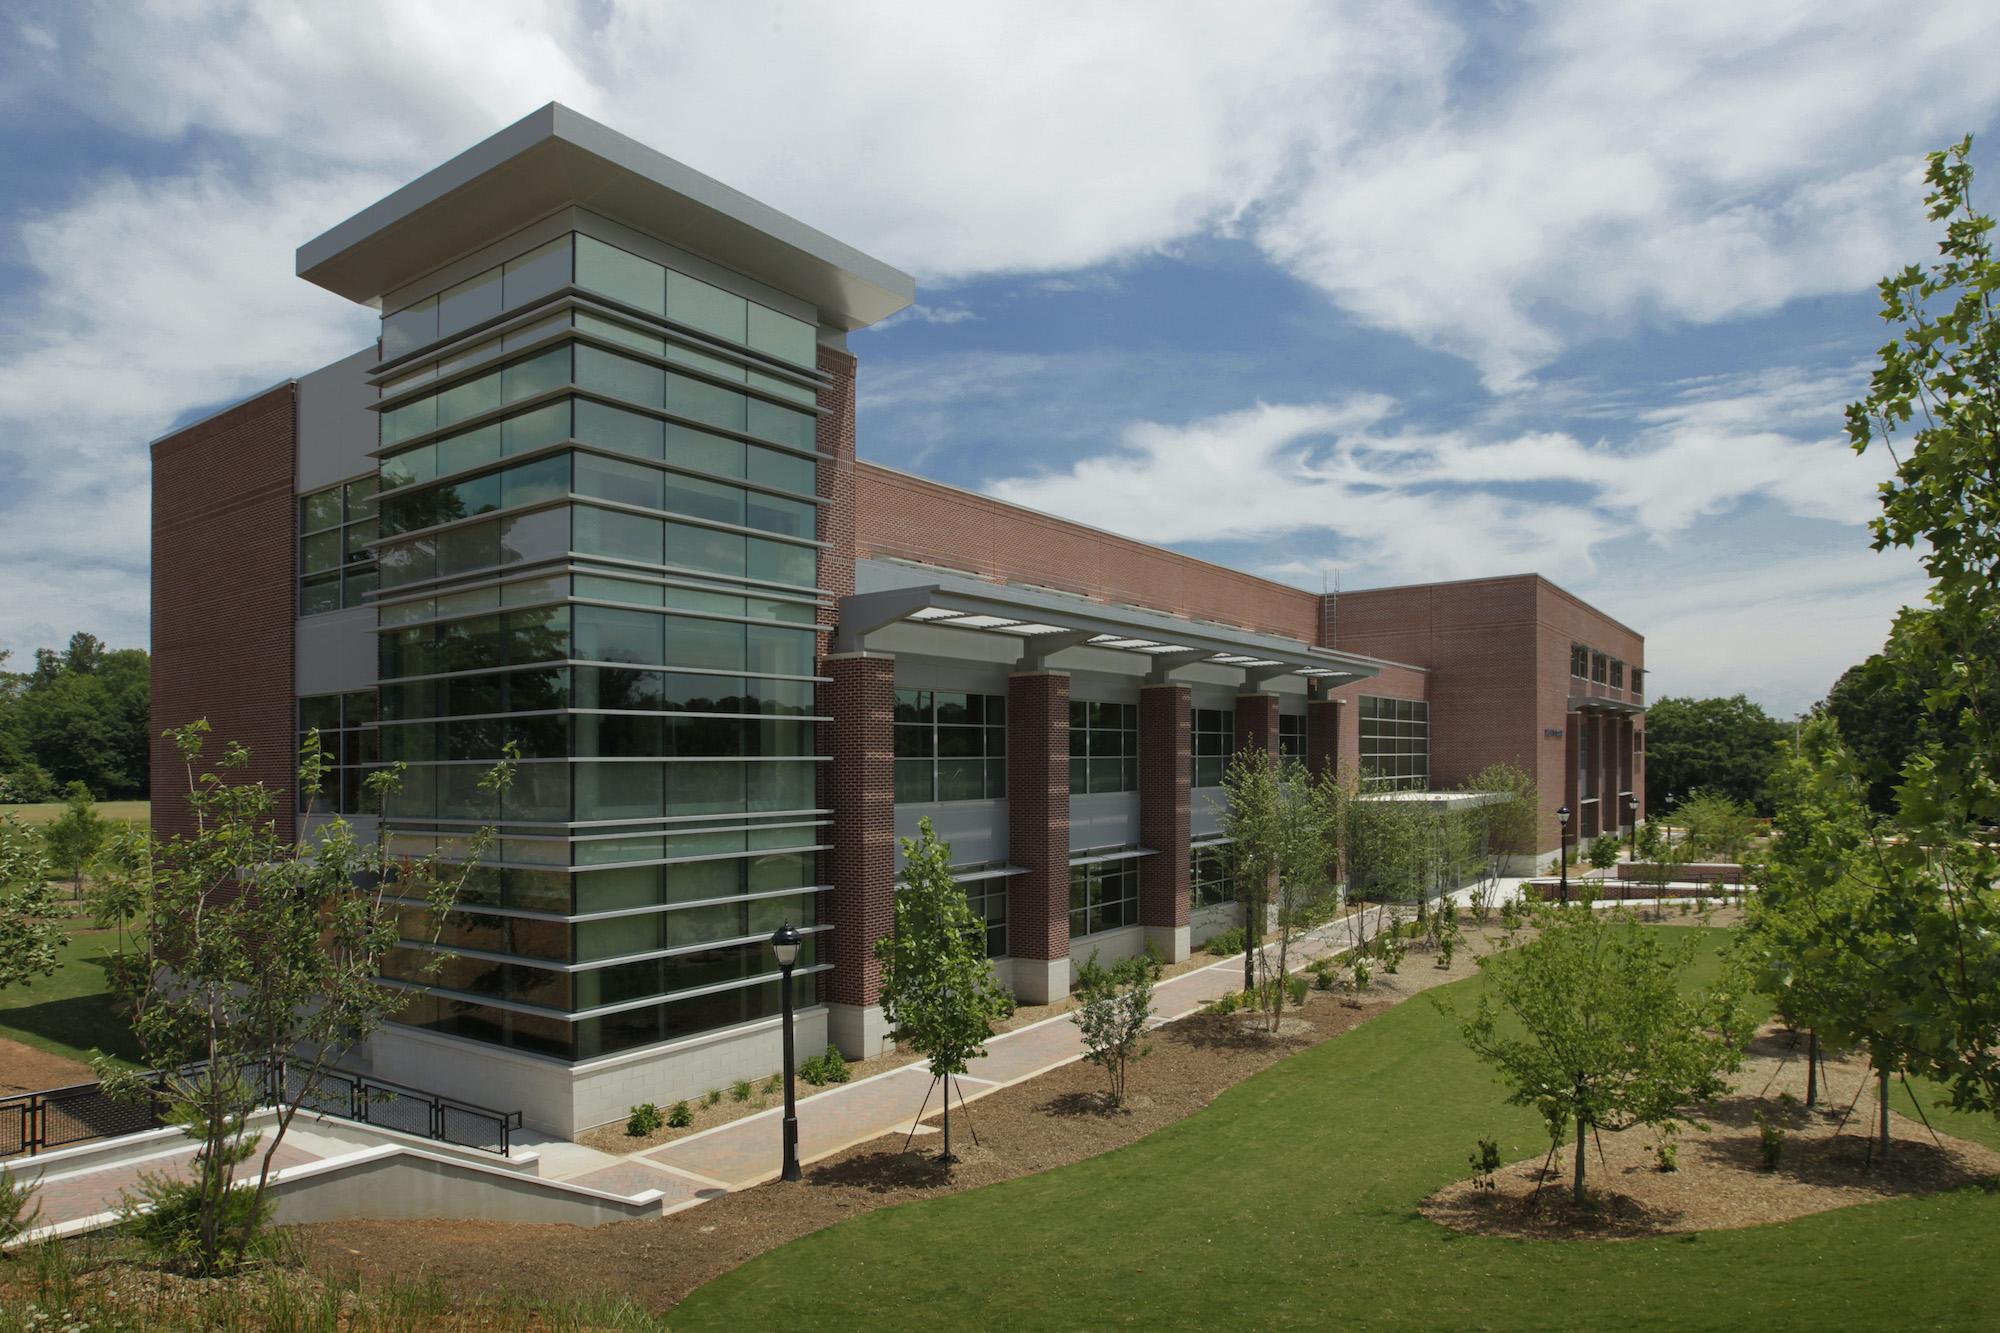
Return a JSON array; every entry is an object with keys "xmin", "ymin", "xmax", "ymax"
[
  {"xmin": 636, "ymin": 896, "xmax": 1428, "ymax": 1192},
  {"xmin": 19, "ymin": 1139, "xmax": 321, "ymax": 1230}
]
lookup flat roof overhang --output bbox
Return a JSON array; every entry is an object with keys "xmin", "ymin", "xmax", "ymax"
[
  {"xmin": 1569, "ymin": 695, "xmax": 1645, "ymax": 716},
  {"xmin": 296, "ymin": 103, "xmax": 915, "ymax": 329},
  {"xmin": 836, "ymin": 573, "xmax": 1388, "ymax": 687}
]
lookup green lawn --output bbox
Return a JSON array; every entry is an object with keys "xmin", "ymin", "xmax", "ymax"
[
  {"xmin": 1, "ymin": 799, "xmax": 149, "ymax": 827},
  {"xmin": 674, "ymin": 928, "xmax": 2000, "ymax": 1331},
  {"xmin": 0, "ymin": 915, "xmax": 143, "ymax": 1071}
]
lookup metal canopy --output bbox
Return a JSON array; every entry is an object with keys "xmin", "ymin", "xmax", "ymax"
[
  {"xmin": 1568, "ymin": 695, "xmax": 1645, "ymax": 716},
  {"xmin": 835, "ymin": 574, "xmax": 1386, "ymax": 686}
]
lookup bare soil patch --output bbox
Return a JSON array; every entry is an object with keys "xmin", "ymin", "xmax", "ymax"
[
  {"xmin": 0, "ymin": 1036, "xmax": 93, "ymax": 1096},
  {"xmin": 1423, "ymin": 1020, "xmax": 2000, "ymax": 1241},
  {"xmin": 296, "ymin": 928, "xmax": 1498, "ymax": 1312}
]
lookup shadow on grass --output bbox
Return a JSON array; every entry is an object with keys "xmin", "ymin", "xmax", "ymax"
[{"xmin": 0, "ymin": 983, "xmax": 143, "ymax": 1066}]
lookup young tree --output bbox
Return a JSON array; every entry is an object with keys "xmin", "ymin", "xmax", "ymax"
[
  {"xmin": 1345, "ymin": 789, "xmax": 1426, "ymax": 950},
  {"xmin": 1834, "ymin": 135, "xmax": 2000, "ymax": 1128},
  {"xmin": 86, "ymin": 822, "xmax": 151, "ymax": 956},
  {"xmin": 1586, "ymin": 833, "xmax": 1621, "ymax": 873},
  {"xmin": 0, "ymin": 814, "xmax": 60, "ymax": 993},
  {"xmin": 1455, "ymin": 906, "xmax": 1750, "ymax": 1202},
  {"xmin": 876, "ymin": 817, "xmax": 1015, "ymax": 1164},
  {"xmin": 1223, "ymin": 751, "xmax": 1345, "ymax": 1031},
  {"xmin": 42, "ymin": 780, "xmax": 107, "ymax": 898},
  {"xmin": 1071, "ymin": 947, "xmax": 1162, "ymax": 1108},
  {"xmin": 98, "ymin": 722, "xmax": 514, "ymax": 1273},
  {"xmin": 1677, "ymin": 788, "xmax": 1756, "ymax": 867},
  {"xmin": 1464, "ymin": 763, "xmax": 1539, "ymax": 883}
]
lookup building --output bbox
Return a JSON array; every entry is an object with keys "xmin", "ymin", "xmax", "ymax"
[{"xmin": 149, "ymin": 105, "xmax": 1646, "ymax": 1135}]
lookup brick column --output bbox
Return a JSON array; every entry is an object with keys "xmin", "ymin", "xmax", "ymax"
[
  {"xmin": 1007, "ymin": 671, "xmax": 1071, "ymax": 1003},
  {"xmin": 824, "ymin": 652, "xmax": 896, "ymax": 1058},
  {"xmin": 1234, "ymin": 692, "xmax": 1279, "ymax": 761},
  {"xmin": 1306, "ymin": 697, "xmax": 1342, "ymax": 780},
  {"xmin": 1560, "ymin": 709, "xmax": 1581, "ymax": 856},
  {"xmin": 1138, "ymin": 684, "xmax": 1191, "ymax": 962}
]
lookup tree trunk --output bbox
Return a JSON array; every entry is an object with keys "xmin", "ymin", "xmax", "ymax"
[
  {"xmin": 1806, "ymin": 1030, "xmax": 1819, "ymax": 1108},
  {"xmin": 1878, "ymin": 1066, "xmax": 1891, "ymax": 1160},
  {"xmin": 1242, "ymin": 894, "xmax": 1256, "ymax": 995},
  {"xmin": 1572, "ymin": 1114, "xmax": 1588, "ymax": 1203}
]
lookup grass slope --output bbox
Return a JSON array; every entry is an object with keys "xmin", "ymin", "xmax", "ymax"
[
  {"xmin": 674, "ymin": 928, "xmax": 2000, "ymax": 1331},
  {"xmin": 0, "ymin": 919, "xmax": 142, "ymax": 1069}
]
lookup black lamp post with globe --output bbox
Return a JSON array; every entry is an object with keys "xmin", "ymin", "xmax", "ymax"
[
  {"xmin": 1557, "ymin": 805, "xmax": 1572, "ymax": 905},
  {"xmin": 770, "ymin": 921, "xmax": 802, "ymax": 1183}
]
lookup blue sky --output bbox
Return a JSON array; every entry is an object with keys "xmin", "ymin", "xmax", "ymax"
[{"xmin": 3, "ymin": 2, "xmax": 1997, "ymax": 715}]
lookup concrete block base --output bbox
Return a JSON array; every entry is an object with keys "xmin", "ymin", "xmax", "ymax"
[
  {"xmin": 1144, "ymin": 924, "xmax": 1191, "ymax": 964},
  {"xmin": 1009, "ymin": 955, "xmax": 1071, "ymax": 1005},
  {"xmin": 826, "ymin": 1002, "xmax": 893, "ymax": 1061}
]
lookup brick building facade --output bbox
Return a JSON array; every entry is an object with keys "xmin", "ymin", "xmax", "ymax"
[{"xmin": 148, "ymin": 105, "xmax": 1644, "ymax": 1135}]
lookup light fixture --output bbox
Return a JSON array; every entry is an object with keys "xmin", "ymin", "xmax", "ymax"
[
  {"xmin": 770, "ymin": 921, "xmax": 802, "ymax": 969},
  {"xmin": 771, "ymin": 921, "xmax": 803, "ymax": 1182}
]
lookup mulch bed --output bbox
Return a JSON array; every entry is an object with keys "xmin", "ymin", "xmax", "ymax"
[
  {"xmin": 1422, "ymin": 1021, "xmax": 2000, "ymax": 1241},
  {"xmin": 0, "ymin": 1037, "xmax": 94, "ymax": 1097},
  {"xmin": 295, "ymin": 938, "xmax": 1495, "ymax": 1312}
]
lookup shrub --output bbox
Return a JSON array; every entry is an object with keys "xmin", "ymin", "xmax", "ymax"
[
  {"xmin": 625, "ymin": 1102, "xmax": 664, "ymax": 1137},
  {"xmin": 1754, "ymin": 1109, "xmax": 1784, "ymax": 1170},
  {"xmin": 1072, "ymin": 948, "xmax": 1163, "ymax": 1107},
  {"xmin": 1205, "ymin": 926, "xmax": 1246, "ymax": 956},
  {"xmin": 122, "ymin": 1173, "xmax": 278, "ymax": 1272},
  {"xmin": 1286, "ymin": 974, "xmax": 1308, "ymax": 1007},
  {"xmin": 799, "ymin": 1044, "xmax": 851, "ymax": 1087},
  {"xmin": 1, "ymin": 1164, "xmax": 40, "ymax": 1247},
  {"xmin": 1656, "ymin": 1139, "xmax": 1679, "ymax": 1173},
  {"xmin": 1469, "ymin": 1137, "xmax": 1502, "ymax": 1192},
  {"xmin": 1587, "ymin": 833, "xmax": 1622, "ymax": 871},
  {"xmin": 1203, "ymin": 991, "xmax": 1240, "ymax": 1016},
  {"xmin": 762, "ymin": 1074, "xmax": 782, "ymax": 1097},
  {"xmin": 730, "ymin": 1079, "xmax": 752, "ymax": 1103},
  {"xmin": 666, "ymin": 1100, "xmax": 693, "ymax": 1129},
  {"xmin": 1350, "ymin": 955, "xmax": 1373, "ymax": 991},
  {"xmin": 702, "ymin": 1088, "xmax": 722, "ymax": 1107},
  {"xmin": 1309, "ymin": 957, "xmax": 1340, "ymax": 991}
]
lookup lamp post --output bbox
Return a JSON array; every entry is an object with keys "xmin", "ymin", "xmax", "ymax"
[
  {"xmin": 1625, "ymin": 792, "xmax": 1639, "ymax": 861},
  {"xmin": 1557, "ymin": 806, "xmax": 1571, "ymax": 905},
  {"xmin": 770, "ymin": 922, "xmax": 802, "ymax": 1183}
]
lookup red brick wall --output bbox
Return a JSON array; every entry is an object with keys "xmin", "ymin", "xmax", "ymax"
[
  {"xmin": 1234, "ymin": 693, "xmax": 1280, "ymax": 761},
  {"xmin": 1006, "ymin": 672, "xmax": 1071, "ymax": 962},
  {"xmin": 853, "ymin": 464, "xmax": 1320, "ymax": 641},
  {"xmin": 150, "ymin": 384, "xmax": 299, "ymax": 843},
  {"xmin": 824, "ymin": 653, "xmax": 895, "ymax": 1008},
  {"xmin": 1306, "ymin": 697, "xmax": 1342, "ymax": 779},
  {"xmin": 1138, "ymin": 684, "xmax": 1190, "ymax": 931}
]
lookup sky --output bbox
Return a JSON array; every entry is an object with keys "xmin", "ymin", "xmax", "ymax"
[{"xmin": 2, "ymin": 2, "xmax": 1997, "ymax": 716}]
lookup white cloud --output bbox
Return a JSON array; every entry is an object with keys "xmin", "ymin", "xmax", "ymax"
[{"xmin": 868, "ymin": 303, "xmax": 978, "ymax": 332}]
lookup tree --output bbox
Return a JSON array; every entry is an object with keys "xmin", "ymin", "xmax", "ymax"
[
  {"xmin": 1831, "ymin": 134, "xmax": 2000, "ymax": 1129},
  {"xmin": 1223, "ymin": 751, "xmax": 1346, "ymax": 1030},
  {"xmin": 1345, "ymin": 788, "xmax": 1427, "ymax": 948},
  {"xmin": 1454, "ymin": 906, "xmax": 1750, "ymax": 1202},
  {"xmin": 42, "ymin": 780, "xmax": 108, "ymax": 898},
  {"xmin": 1824, "ymin": 636, "xmax": 1934, "ymax": 813},
  {"xmin": 1464, "ymin": 763, "xmax": 1539, "ymax": 882},
  {"xmin": 87, "ymin": 822, "xmax": 151, "ymax": 956},
  {"xmin": 1586, "ymin": 833, "xmax": 1621, "ymax": 873},
  {"xmin": 1677, "ymin": 788, "xmax": 1757, "ymax": 867},
  {"xmin": 0, "ymin": 815, "xmax": 60, "ymax": 993},
  {"xmin": 98, "ymin": 722, "xmax": 514, "ymax": 1272},
  {"xmin": 875, "ymin": 817, "xmax": 1014, "ymax": 1164},
  {"xmin": 1642, "ymin": 695, "xmax": 1787, "ymax": 813},
  {"xmin": 1071, "ymin": 947, "xmax": 1162, "ymax": 1108}
]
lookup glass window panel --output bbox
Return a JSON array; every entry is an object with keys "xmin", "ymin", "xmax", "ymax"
[
  {"xmin": 668, "ymin": 423, "xmax": 746, "ymax": 478},
  {"xmin": 665, "ymin": 371, "xmax": 747, "ymax": 433},
  {"xmin": 301, "ymin": 489, "xmax": 343, "ymax": 532},
  {"xmin": 503, "ymin": 347, "xmax": 570, "ymax": 403},
  {"xmin": 748, "ymin": 368, "xmax": 816, "ymax": 407},
  {"xmin": 577, "ymin": 345, "xmax": 665, "ymax": 408},
  {"xmin": 576, "ymin": 310, "xmax": 666, "ymax": 356},
  {"xmin": 502, "ymin": 236, "xmax": 572, "ymax": 309},
  {"xmin": 665, "ymin": 616, "xmax": 745, "ymax": 672},
  {"xmin": 748, "ymin": 761, "xmax": 813, "ymax": 812},
  {"xmin": 502, "ymin": 453, "xmax": 569, "ymax": 510},
  {"xmin": 576, "ymin": 605, "xmax": 665, "ymax": 666},
  {"xmin": 745, "ymin": 625, "xmax": 813, "ymax": 677},
  {"xmin": 663, "ymin": 338, "xmax": 743, "ymax": 383},
  {"xmin": 575, "ymin": 398, "xmax": 666, "ymax": 461},
  {"xmin": 382, "ymin": 296, "xmax": 438, "ymax": 362},
  {"xmin": 665, "ymin": 474, "xmax": 745, "ymax": 526},
  {"xmin": 438, "ymin": 267, "xmax": 503, "ymax": 339},
  {"xmin": 437, "ymin": 368, "xmax": 502, "ymax": 428},
  {"xmin": 499, "ymin": 506, "xmax": 567, "ymax": 565},
  {"xmin": 668, "ymin": 761, "xmax": 746, "ymax": 815},
  {"xmin": 746, "ymin": 444, "xmax": 815, "ymax": 496},
  {"xmin": 301, "ymin": 530, "xmax": 341, "ymax": 574},
  {"xmin": 745, "ymin": 491, "xmax": 814, "ymax": 540},
  {"xmin": 575, "ymin": 235, "xmax": 666, "ymax": 314},
  {"xmin": 575, "ymin": 760, "xmax": 663, "ymax": 820},
  {"xmin": 382, "ymin": 396, "xmax": 438, "ymax": 448},
  {"xmin": 667, "ymin": 521, "xmax": 745, "ymax": 578},
  {"xmin": 746, "ymin": 536, "xmax": 814, "ymax": 587},
  {"xmin": 747, "ymin": 304, "xmax": 816, "ymax": 367},
  {"xmin": 746, "ymin": 398, "xmax": 814, "ymax": 451},
  {"xmin": 381, "ymin": 445, "xmax": 437, "ymax": 491},
  {"xmin": 576, "ymin": 453, "xmax": 665, "ymax": 510},
  {"xmin": 575, "ymin": 505, "xmax": 664, "ymax": 565},
  {"xmin": 436, "ymin": 520, "xmax": 499, "ymax": 577},
  {"xmin": 501, "ymin": 401, "xmax": 570, "ymax": 456},
  {"xmin": 667, "ymin": 270, "xmax": 748, "ymax": 343}
]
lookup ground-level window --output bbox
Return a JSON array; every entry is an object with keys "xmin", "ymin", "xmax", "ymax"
[
  {"xmin": 1191, "ymin": 707, "xmax": 1231, "ymax": 788},
  {"xmin": 1069, "ymin": 859, "xmax": 1139, "ymax": 938},
  {"xmin": 1191, "ymin": 842, "xmax": 1233, "ymax": 910},
  {"xmin": 298, "ymin": 690, "xmax": 379, "ymax": 814},
  {"xmin": 956, "ymin": 865, "xmax": 1010, "ymax": 959},
  {"xmin": 1358, "ymin": 695, "xmax": 1428, "ymax": 792},
  {"xmin": 894, "ymin": 689, "xmax": 1007, "ymax": 802},
  {"xmin": 1069, "ymin": 700, "xmax": 1138, "ymax": 795},
  {"xmin": 1278, "ymin": 713, "xmax": 1305, "ymax": 764}
]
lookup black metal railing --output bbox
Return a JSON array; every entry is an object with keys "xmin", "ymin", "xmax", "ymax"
[{"xmin": 0, "ymin": 1059, "xmax": 520, "ymax": 1159}]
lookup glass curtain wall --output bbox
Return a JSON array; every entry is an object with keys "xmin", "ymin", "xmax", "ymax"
[{"xmin": 369, "ymin": 232, "xmax": 831, "ymax": 1061}]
